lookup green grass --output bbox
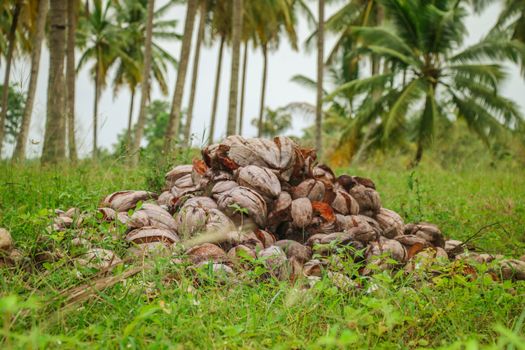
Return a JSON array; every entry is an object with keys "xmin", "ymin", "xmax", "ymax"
[{"xmin": 0, "ymin": 159, "xmax": 524, "ymax": 349}]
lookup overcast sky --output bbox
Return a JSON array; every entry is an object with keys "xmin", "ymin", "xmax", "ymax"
[{"xmin": 1, "ymin": 1, "xmax": 524, "ymax": 158}]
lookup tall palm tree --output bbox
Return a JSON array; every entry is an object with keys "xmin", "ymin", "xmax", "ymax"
[
  {"xmin": 112, "ymin": 0, "xmax": 178, "ymax": 150},
  {"xmin": 208, "ymin": 0, "xmax": 231, "ymax": 144},
  {"xmin": 77, "ymin": 0, "xmax": 123, "ymax": 158},
  {"xmin": 164, "ymin": 0, "xmax": 198, "ymax": 151},
  {"xmin": 237, "ymin": 40, "xmax": 249, "ymax": 136},
  {"xmin": 130, "ymin": 0, "xmax": 155, "ymax": 166},
  {"xmin": 257, "ymin": 42, "xmax": 268, "ymax": 138},
  {"xmin": 316, "ymin": 0, "xmax": 324, "ymax": 154},
  {"xmin": 12, "ymin": 0, "xmax": 49, "ymax": 161},
  {"xmin": 252, "ymin": 0, "xmax": 299, "ymax": 137},
  {"xmin": 0, "ymin": 0, "xmax": 22, "ymax": 156},
  {"xmin": 226, "ymin": 0, "xmax": 243, "ymax": 136},
  {"xmin": 42, "ymin": 0, "xmax": 67, "ymax": 163},
  {"xmin": 208, "ymin": 36, "xmax": 225, "ymax": 144},
  {"xmin": 184, "ymin": 0, "xmax": 208, "ymax": 145},
  {"xmin": 66, "ymin": 0, "xmax": 79, "ymax": 162},
  {"xmin": 237, "ymin": 0, "xmax": 259, "ymax": 136},
  {"xmin": 328, "ymin": 0, "xmax": 524, "ymax": 164}
]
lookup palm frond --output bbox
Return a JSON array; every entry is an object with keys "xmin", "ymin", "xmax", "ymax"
[
  {"xmin": 338, "ymin": 89, "xmax": 401, "ymax": 146},
  {"xmin": 492, "ymin": 0, "xmax": 521, "ymax": 30},
  {"xmin": 154, "ymin": 0, "xmax": 178, "ymax": 18},
  {"xmin": 428, "ymin": 3, "xmax": 467, "ymax": 53},
  {"xmin": 152, "ymin": 31, "xmax": 182, "ymax": 40},
  {"xmin": 290, "ymin": 74, "xmax": 325, "ymax": 94},
  {"xmin": 446, "ymin": 64, "xmax": 507, "ymax": 90},
  {"xmin": 303, "ymin": 27, "xmax": 317, "ymax": 53},
  {"xmin": 378, "ymin": 0, "xmax": 422, "ymax": 50},
  {"xmin": 384, "ymin": 78, "xmax": 425, "ymax": 138},
  {"xmin": 293, "ymin": 0, "xmax": 316, "ymax": 28},
  {"xmin": 153, "ymin": 42, "xmax": 178, "ymax": 67},
  {"xmin": 365, "ymin": 44, "xmax": 420, "ymax": 67},
  {"xmin": 451, "ymin": 36, "xmax": 525, "ymax": 71},
  {"xmin": 325, "ymin": 1, "xmax": 363, "ymax": 32},
  {"xmin": 453, "ymin": 75, "xmax": 523, "ymax": 126},
  {"xmin": 282, "ymin": 101, "xmax": 316, "ymax": 120},
  {"xmin": 350, "ymin": 26, "xmax": 415, "ymax": 58},
  {"xmin": 327, "ymin": 73, "xmax": 395, "ymax": 100},
  {"xmin": 452, "ymin": 93, "xmax": 505, "ymax": 144}
]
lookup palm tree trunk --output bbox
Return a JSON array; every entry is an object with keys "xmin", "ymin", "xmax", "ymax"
[
  {"xmin": 238, "ymin": 40, "xmax": 248, "ymax": 135},
  {"xmin": 164, "ymin": 0, "xmax": 198, "ymax": 151},
  {"xmin": 316, "ymin": 0, "xmax": 324, "ymax": 155},
  {"xmin": 226, "ymin": 0, "xmax": 243, "ymax": 136},
  {"xmin": 370, "ymin": 58, "xmax": 380, "ymax": 101},
  {"xmin": 93, "ymin": 74, "xmax": 100, "ymax": 158},
  {"xmin": 184, "ymin": 0, "xmax": 207, "ymax": 145},
  {"xmin": 0, "ymin": 0, "xmax": 22, "ymax": 157},
  {"xmin": 12, "ymin": 0, "xmax": 48, "ymax": 161},
  {"xmin": 126, "ymin": 89, "xmax": 135, "ymax": 147},
  {"xmin": 414, "ymin": 141, "xmax": 424, "ymax": 165},
  {"xmin": 66, "ymin": 0, "xmax": 78, "ymax": 162},
  {"xmin": 362, "ymin": 0, "xmax": 373, "ymax": 26},
  {"xmin": 363, "ymin": 0, "xmax": 376, "ymax": 92},
  {"xmin": 42, "ymin": 0, "xmax": 67, "ymax": 164},
  {"xmin": 371, "ymin": 57, "xmax": 379, "ymax": 76},
  {"xmin": 257, "ymin": 44, "xmax": 268, "ymax": 138},
  {"xmin": 93, "ymin": 69, "xmax": 99, "ymax": 158},
  {"xmin": 370, "ymin": 2, "xmax": 383, "ymax": 81},
  {"xmin": 208, "ymin": 35, "xmax": 225, "ymax": 145},
  {"xmin": 131, "ymin": 0, "xmax": 156, "ymax": 166}
]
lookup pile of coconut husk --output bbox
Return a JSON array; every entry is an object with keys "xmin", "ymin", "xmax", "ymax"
[
  {"xmin": 5, "ymin": 136, "xmax": 524, "ymax": 284},
  {"xmin": 0, "ymin": 228, "xmax": 23, "ymax": 266}
]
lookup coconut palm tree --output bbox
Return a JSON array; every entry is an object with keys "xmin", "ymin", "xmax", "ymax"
[
  {"xmin": 130, "ymin": 0, "xmax": 155, "ymax": 166},
  {"xmin": 251, "ymin": 0, "xmax": 300, "ymax": 137},
  {"xmin": 237, "ymin": 38, "xmax": 249, "ymax": 136},
  {"xmin": 183, "ymin": 0, "xmax": 208, "ymax": 145},
  {"xmin": 208, "ymin": 0, "xmax": 231, "ymax": 144},
  {"xmin": 66, "ymin": 0, "xmax": 79, "ymax": 162},
  {"xmin": 328, "ymin": 0, "xmax": 524, "ymax": 165},
  {"xmin": 12, "ymin": 0, "xmax": 49, "ymax": 161},
  {"xmin": 237, "ymin": 0, "xmax": 260, "ymax": 136},
  {"xmin": 226, "ymin": 0, "xmax": 243, "ymax": 136},
  {"xmin": 42, "ymin": 0, "xmax": 67, "ymax": 163},
  {"xmin": 0, "ymin": 0, "xmax": 22, "ymax": 156},
  {"xmin": 316, "ymin": 0, "xmax": 324, "ymax": 154},
  {"xmin": 112, "ymin": 0, "xmax": 178, "ymax": 150},
  {"xmin": 164, "ymin": 0, "xmax": 198, "ymax": 151},
  {"xmin": 208, "ymin": 36, "xmax": 225, "ymax": 144},
  {"xmin": 77, "ymin": 0, "xmax": 125, "ymax": 158}
]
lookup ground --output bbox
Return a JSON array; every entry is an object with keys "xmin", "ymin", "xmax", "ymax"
[{"xmin": 0, "ymin": 159, "xmax": 524, "ymax": 349}]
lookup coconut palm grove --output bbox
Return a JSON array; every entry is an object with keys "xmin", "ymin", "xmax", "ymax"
[{"xmin": 1, "ymin": 0, "xmax": 525, "ymax": 349}]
